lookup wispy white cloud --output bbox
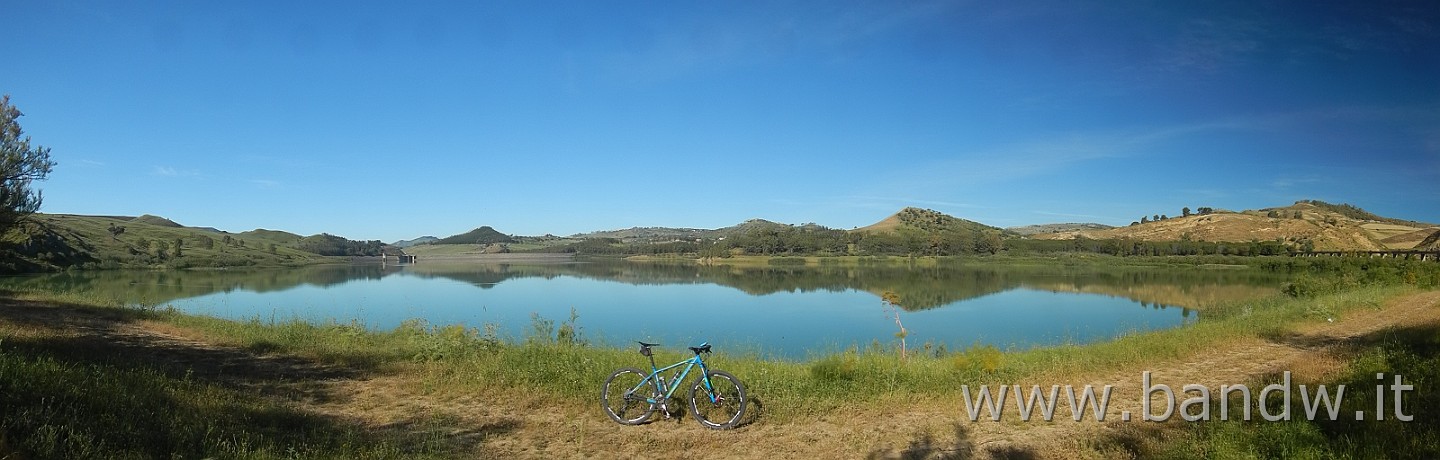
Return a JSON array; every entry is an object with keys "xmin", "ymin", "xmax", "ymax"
[
  {"xmin": 152, "ymin": 166, "xmax": 200, "ymax": 177},
  {"xmin": 891, "ymin": 111, "xmax": 1358, "ymax": 192},
  {"xmin": 250, "ymin": 179, "xmax": 281, "ymax": 190},
  {"xmin": 1156, "ymin": 18, "xmax": 1265, "ymax": 74},
  {"xmin": 75, "ymin": 159, "xmax": 105, "ymax": 168},
  {"xmin": 593, "ymin": 1, "xmax": 960, "ymax": 84}
]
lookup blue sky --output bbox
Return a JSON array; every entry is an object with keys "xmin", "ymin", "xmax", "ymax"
[{"xmin": 5, "ymin": 1, "xmax": 1437, "ymax": 242}]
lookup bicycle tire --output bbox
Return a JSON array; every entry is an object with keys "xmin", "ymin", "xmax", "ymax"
[
  {"xmin": 688, "ymin": 370, "xmax": 747, "ymax": 429},
  {"xmin": 601, "ymin": 367, "xmax": 658, "ymax": 425}
]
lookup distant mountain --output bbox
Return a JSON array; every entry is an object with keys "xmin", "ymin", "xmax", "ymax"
[
  {"xmin": 130, "ymin": 214, "xmax": 182, "ymax": 228},
  {"xmin": 571, "ymin": 219, "xmax": 803, "ymax": 243},
  {"xmin": 435, "ymin": 226, "xmax": 516, "ymax": 245},
  {"xmin": 570, "ymin": 227, "xmax": 715, "ymax": 243},
  {"xmin": 392, "ymin": 236, "xmax": 439, "ymax": 248},
  {"xmin": 1008, "ymin": 223, "xmax": 1115, "ymax": 236}
]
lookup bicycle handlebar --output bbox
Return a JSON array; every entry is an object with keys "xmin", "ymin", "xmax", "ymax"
[{"xmin": 636, "ymin": 341, "xmax": 712, "ymax": 356}]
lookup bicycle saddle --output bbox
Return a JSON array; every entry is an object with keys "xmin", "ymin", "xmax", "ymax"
[{"xmin": 637, "ymin": 341, "xmax": 659, "ymax": 356}]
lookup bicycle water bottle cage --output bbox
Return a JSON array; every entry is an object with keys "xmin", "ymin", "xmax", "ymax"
[
  {"xmin": 638, "ymin": 341, "xmax": 659, "ymax": 357},
  {"xmin": 688, "ymin": 343, "xmax": 712, "ymax": 355}
]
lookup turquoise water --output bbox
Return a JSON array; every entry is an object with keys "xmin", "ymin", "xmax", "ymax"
[{"xmin": 0, "ymin": 260, "xmax": 1284, "ymax": 359}]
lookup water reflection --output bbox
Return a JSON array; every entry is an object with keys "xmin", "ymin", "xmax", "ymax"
[{"xmin": 0, "ymin": 260, "xmax": 1286, "ymax": 358}]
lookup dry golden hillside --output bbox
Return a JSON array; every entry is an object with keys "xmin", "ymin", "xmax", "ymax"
[
  {"xmin": 1033, "ymin": 201, "xmax": 1436, "ymax": 251},
  {"xmin": 1382, "ymin": 228, "xmax": 1440, "ymax": 249}
]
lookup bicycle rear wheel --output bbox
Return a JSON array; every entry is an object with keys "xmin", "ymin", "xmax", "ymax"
[
  {"xmin": 689, "ymin": 370, "xmax": 747, "ymax": 429},
  {"xmin": 601, "ymin": 367, "xmax": 658, "ymax": 425}
]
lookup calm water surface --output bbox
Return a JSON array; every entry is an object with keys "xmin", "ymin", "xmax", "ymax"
[{"xmin": 0, "ymin": 259, "xmax": 1287, "ymax": 359}]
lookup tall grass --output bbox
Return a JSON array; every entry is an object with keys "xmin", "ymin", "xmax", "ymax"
[{"xmin": 0, "ymin": 316, "xmax": 456, "ymax": 459}]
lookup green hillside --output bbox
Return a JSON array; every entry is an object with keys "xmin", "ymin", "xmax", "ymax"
[
  {"xmin": 239, "ymin": 229, "xmax": 304, "ymax": 246},
  {"xmin": 0, "ymin": 214, "xmax": 333, "ymax": 273},
  {"xmin": 719, "ymin": 218, "xmax": 790, "ymax": 235}
]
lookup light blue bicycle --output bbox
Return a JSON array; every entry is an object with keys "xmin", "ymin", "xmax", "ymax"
[{"xmin": 601, "ymin": 341, "xmax": 748, "ymax": 429}]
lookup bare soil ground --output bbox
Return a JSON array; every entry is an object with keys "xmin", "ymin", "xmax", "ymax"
[{"xmin": 3, "ymin": 291, "xmax": 1438, "ymax": 459}]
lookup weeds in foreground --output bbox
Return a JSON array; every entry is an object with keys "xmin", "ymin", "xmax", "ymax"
[
  {"xmin": 0, "ymin": 333, "xmax": 455, "ymax": 459},
  {"xmin": 1152, "ymin": 323, "xmax": 1440, "ymax": 460}
]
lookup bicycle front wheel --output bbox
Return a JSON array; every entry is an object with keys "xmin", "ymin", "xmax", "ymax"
[
  {"xmin": 689, "ymin": 370, "xmax": 747, "ymax": 429},
  {"xmin": 602, "ymin": 367, "xmax": 657, "ymax": 425}
]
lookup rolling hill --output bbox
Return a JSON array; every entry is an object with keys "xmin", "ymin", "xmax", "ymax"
[
  {"xmin": 130, "ymin": 214, "xmax": 183, "ymax": 228},
  {"xmin": 1031, "ymin": 201, "xmax": 1437, "ymax": 251},
  {"xmin": 571, "ymin": 219, "xmax": 816, "ymax": 244},
  {"xmin": 1007, "ymin": 223, "xmax": 1116, "ymax": 236},
  {"xmin": 239, "ymin": 229, "xmax": 304, "ymax": 246},
  {"xmin": 2, "ymin": 214, "xmax": 331, "ymax": 272},
  {"xmin": 569, "ymin": 226, "xmax": 716, "ymax": 243},
  {"xmin": 433, "ymin": 226, "xmax": 516, "ymax": 245},
  {"xmin": 391, "ymin": 236, "xmax": 438, "ymax": 248},
  {"xmin": 854, "ymin": 207, "xmax": 1005, "ymax": 235},
  {"xmin": 7, "ymin": 198, "xmax": 1429, "ymax": 273}
]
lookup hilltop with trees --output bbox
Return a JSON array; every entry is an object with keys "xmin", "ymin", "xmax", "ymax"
[{"xmin": 433, "ymin": 226, "xmax": 516, "ymax": 245}]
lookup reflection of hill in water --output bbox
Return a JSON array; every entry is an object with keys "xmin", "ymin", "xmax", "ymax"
[
  {"xmin": 403, "ymin": 261, "xmax": 1285, "ymax": 311},
  {"xmin": 0, "ymin": 261, "xmax": 1285, "ymax": 311},
  {"xmin": 1023, "ymin": 281, "xmax": 1278, "ymax": 311},
  {"xmin": 0, "ymin": 264, "xmax": 401, "ymax": 306}
]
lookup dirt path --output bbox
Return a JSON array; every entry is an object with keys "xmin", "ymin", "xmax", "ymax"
[
  {"xmin": 3, "ymin": 291, "xmax": 1438, "ymax": 459},
  {"xmin": 945, "ymin": 290, "xmax": 1440, "ymax": 458}
]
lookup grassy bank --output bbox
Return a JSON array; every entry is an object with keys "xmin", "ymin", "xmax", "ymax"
[
  {"xmin": 2, "ymin": 256, "xmax": 1438, "ymax": 457},
  {"xmin": 1159, "ymin": 323, "xmax": 1440, "ymax": 459},
  {"xmin": 0, "ymin": 294, "xmax": 458, "ymax": 459}
]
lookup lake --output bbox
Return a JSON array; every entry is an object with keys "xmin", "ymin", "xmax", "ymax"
[{"xmin": 0, "ymin": 259, "xmax": 1287, "ymax": 359}]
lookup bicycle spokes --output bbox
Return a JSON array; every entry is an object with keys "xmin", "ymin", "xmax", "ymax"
[
  {"xmin": 602, "ymin": 368, "xmax": 658, "ymax": 425},
  {"xmin": 605, "ymin": 343, "xmax": 748, "ymax": 429},
  {"xmin": 688, "ymin": 370, "xmax": 747, "ymax": 429}
]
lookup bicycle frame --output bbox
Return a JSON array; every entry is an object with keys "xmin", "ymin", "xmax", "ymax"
[
  {"xmin": 631, "ymin": 351, "xmax": 717, "ymax": 404},
  {"xmin": 603, "ymin": 341, "xmax": 747, "ymax": 429}
]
